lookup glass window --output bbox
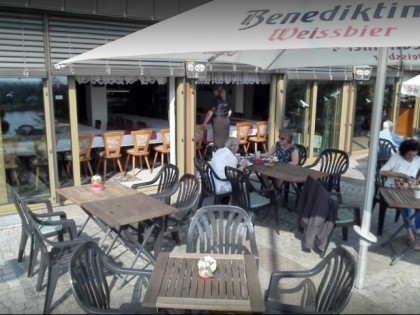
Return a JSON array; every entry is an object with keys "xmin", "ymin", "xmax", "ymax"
[
  {"xmin": 0, "ymin": 78, "xmax": 47, "ymax": 203},
  {"xmin": 316, "ymin": 82, "xmax": 343, "ymax": 153}
]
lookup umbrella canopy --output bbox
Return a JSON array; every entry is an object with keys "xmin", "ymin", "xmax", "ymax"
[
  {"xmin": 52, "ymin": 0, "xmax": 420, "ymax": 290},
  {"xmin": 55, "ymin": 0, "xmax": 420, "ymax": 70},
  {"xmin": 401, "ymin": 75, "xmax": 420, "ymax": 97}
]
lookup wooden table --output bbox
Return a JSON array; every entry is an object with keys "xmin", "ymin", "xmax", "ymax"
[
  {"xmin": 379, "ymin": 187, "xmax": 420, "ymax": 265},
  {"xmin": 248, "ymin": 162, "xmax": 328, "ymax": 184},
  {"xmin": 143, "ymin": 252, "xmax": 265, "ymax": 313},
  {"xmin": 56, "ymin": 182, "xmax": 176, "ymax": 263}
]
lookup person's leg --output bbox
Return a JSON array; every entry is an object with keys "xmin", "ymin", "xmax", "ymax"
[{"xmin": 402, "ymin": 208, "xmax": 420, "ymax": 250}]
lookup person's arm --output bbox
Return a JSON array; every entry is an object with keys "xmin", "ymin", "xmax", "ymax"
[
  {"xmin": 261, "ymin": 143, "xmax": 276, "ymax": 158},
  {"xmin": 390, "ymin": 132, "xmax": 402, "ymax": 147},
  {"xmin": 203, "ymin": 110, "xmax": 214, "ymax": 125},
  {"xmin": 379, "ymin": 170, "xmax": 410, "ymax": 179},
  {"xmin": 228, "ymin": 109, "xmax": 232, "ymax": 118},
  {"xmin": 288, "ymin": 148, "xmax": 299, "ymax": 165},
  {"xmin": 379, "ymin": 155, "xmax": 409, "ymax": 179}
]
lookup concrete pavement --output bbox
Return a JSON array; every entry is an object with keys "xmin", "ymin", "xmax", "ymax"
[{"xmin": 0, "ymin": 153, "xmax": 419, "ymax": 314}]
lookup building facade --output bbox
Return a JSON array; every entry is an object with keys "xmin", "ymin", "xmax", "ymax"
[{"xmin": 0, "ymin": 0, "xmax": 419, "ymax": 214}]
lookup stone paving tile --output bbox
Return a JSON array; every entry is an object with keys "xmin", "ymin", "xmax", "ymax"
[{"xmin": 0, "ymin": 154, "xmax": 419, "ymax": 313}]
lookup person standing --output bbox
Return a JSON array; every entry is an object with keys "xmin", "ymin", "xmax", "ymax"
[{"xmin": 203, "ymin": 85, "xmax": 232, "ymax": 149}]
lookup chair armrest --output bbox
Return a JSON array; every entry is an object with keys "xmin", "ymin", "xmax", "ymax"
[
  {"xmin": 34, "ymin": 216, "xmax": 79, "ymax": 239},
  {"xmin": 102, "ymin": 256, "xmax": 154, "ymax": 278},
  {"xmin": 33, "ymin": 211, "xmax": 67, "ymax": 220},
  {"xmin": 26, "ymin": 198, "xmax": 54, "ymax": 213},
  {"xmin": 149, "ymin": 182, "xmax": 180, "ymax": 200},
  {"xmin": 131, "ymin": 177, "xmax": 160, "ymax": 189}
]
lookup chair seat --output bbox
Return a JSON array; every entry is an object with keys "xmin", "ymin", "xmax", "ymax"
[
  {"xmin": 98, "ymin": 150, "xmax": 121, "ymax": 158},
  {"xmin": 37, "ymin": 215, "xmax": 64, "ymax": 235},
  {"xmin": 249, "ymin": 136, "xmax": 266, "ymax": 142},
  {"xmin": 126, "ymin": 148, "xmax": 148, "ymax": 155},
  {"xmin": 250, "ymin": 191, "xmax": 271, "ymax": 208},
  {"xmin": 153, "ymin": 145, "xmax": 169, "ymax": 153},
  {"xmin": 336, "ymin": 207, "xmax": 356, "ymax": 225}
]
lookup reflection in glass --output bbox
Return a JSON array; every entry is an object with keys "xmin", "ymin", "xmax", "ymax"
[{"xmin": 0, "ymin": 78, "xmax": 48, "ymax": 203}]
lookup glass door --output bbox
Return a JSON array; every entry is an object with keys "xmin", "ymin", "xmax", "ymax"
[{"xmin": 0, "ymin": 78, "xmax": 49, "ymax": 205}]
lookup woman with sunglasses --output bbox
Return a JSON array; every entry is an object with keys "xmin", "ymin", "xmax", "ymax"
[{"xmin": 260, "ymin": 129, "xmax": 299, "ymax": 188}]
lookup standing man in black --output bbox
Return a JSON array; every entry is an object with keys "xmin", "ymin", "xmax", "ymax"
[{"xmin": 203, "ymin": 85, "xmax": 232, "ymax": 149}]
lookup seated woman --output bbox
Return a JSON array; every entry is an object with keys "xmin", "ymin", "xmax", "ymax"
[
  {"xmin": 260, "ymin": 129, "xmax": 299, "ymax": 188},
  {"xmin": 210, "ymin": 137, "xmax": 248, "ymax": 194},
  {"xmin": 380, "ymin": 139, "xmax": 420, "ymax": 250}
]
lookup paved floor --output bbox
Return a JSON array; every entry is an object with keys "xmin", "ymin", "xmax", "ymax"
[{"xmin": 0, "ymin": 154, "xmax": 419, "ymax": 314}]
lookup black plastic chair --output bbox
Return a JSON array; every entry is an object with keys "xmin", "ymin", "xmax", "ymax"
[
  {"xmin": 373, "ymin": 159, "xmax": 400, "ymax": 236},
  {"xmin": 15, "ymin": 124, "xmax": 35, "ymax": 136},
  {"xmin": 224, "ymin": 165, "xmax": 274, "ymax": 226},
  {"xmin": 378, "ymin": 138, "xmax": 397, "ymax": 161},
  {"xmin": 69, "ymin": 241, "xmax": 156, "ymax": 314},
  {"xmin": 265, "ymin": 247, "xmax": 356, "ymax": 314},
  {"xmin": 186, "ymin": 205, "xmax": 259, "ymax": 268},
  {"xmin": 7, "ymin": 184, "xmax": 70, "ymax": 278},
  {"xmin": 295, "ymin": 144, "xmax": 308, "ymax": 166},
  {"xmin": 193, "ymin": 157, "xmax": 231, "ymax": 208},
  {"xmin": 305, "ymin": 148, "xmax": 349, "ymax": 204},
  {"xmin": 131, "ymin": 163, "xmax": 179, "ymax": 205},
  {"xmin": 163, "ymin": 173, "xmax": 200, "ymax": 244},
  {"xmin": 18, "ymin": 193, "xmax": 87, "ymax": 314},
  {"xmin": 296, "ymin": 175, "xmax": 361, "ymax": 258}
]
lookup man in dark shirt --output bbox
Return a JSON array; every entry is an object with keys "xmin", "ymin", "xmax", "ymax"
[{"xmin": 203, "ymin": 86, "xmax": 232, "ymax": 149}]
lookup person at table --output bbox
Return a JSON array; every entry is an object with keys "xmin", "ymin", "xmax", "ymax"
[
  {"xmin": 260, "ymin": 129, "xmax": 299, "ymax": 188},
  {"xmin": 211, "ymin": 137, "xmax": 247, "ymax": 194},
  {"xmin": 379, "ymin": 120, "xmax": 403, "ymax": 148},
  {"xmin": 203, "ymin": 85, "xmax": 232, "ymax": 149},
  {"xmin": 380, "ymin": 139, "xmax": 420, "ymax": 250}
]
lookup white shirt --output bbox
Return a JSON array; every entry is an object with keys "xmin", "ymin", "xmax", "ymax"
[
  {"xmin": 380, "ymin": 153, "xmax": 420, "ymax": 187},
  {"xmin": 379, "ymin": 129, "xmax": 401, "ymax": 148},
  {"xmin": 210, "ymin": 147, "xmax": 238, "ymax": 193}
]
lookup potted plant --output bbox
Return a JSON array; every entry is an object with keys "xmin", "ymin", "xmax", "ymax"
[
  {"xmin": 91, "ymin": 174, "xmax": 104, "ymax": 191},
  {"xmin": 197, "ymin": 256, "xmax": 217, "ymax": 279},
  {"xmin": 410, "ymin": 179, "xmax": 420, "ymax": 198}
]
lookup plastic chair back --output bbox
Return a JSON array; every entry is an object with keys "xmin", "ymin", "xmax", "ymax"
[{"xmin": 186, "ymin": 205, "xmax": 259, "ymax": 266}]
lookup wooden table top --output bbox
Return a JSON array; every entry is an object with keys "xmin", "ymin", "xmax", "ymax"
[
  {"xmin": 379, "ymin": 187, "xmax": 420, "ymax": 209},
  {"xmin": 80, "ymin": 193, "xmax": 176, "ymax": 228},
  {"xmin": 56, "ymin": 181, "xmax": 138, "ymax": 205},
  {"xmin": 142, "ymin": 252, "xmax": 265, "ymax": 313},
  {"xmin": 248, "ymin": 162, "xmax": 328, "ymax": 183}
]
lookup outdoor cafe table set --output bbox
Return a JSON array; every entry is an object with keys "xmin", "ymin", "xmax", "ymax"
[
  {"xmin": 56, "ymin": 181, "xmax": 176, "ymax": 266},
  {"xmin": 57, "ymin": 181, "xmax": 265, "ymax": 313}
]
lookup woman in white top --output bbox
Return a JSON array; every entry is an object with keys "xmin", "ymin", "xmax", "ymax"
[
  {"xmin": 380, "ymin": 139, "xmax": 420, "ymax": 250},
  {"xmin": 210, "ymin": 137, "xmax": 247, "ymax": 193}
]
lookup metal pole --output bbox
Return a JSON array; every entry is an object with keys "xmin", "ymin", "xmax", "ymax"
[{"xmin": 355, "ymin": 47, "xmax": 388, "ymax": 289}]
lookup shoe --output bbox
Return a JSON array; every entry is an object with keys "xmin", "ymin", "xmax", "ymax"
[{"xmin": 406, "ymin": 239, "xmax": 420, "ymax": 251}]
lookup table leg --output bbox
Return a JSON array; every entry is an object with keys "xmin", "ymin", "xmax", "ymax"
[{"xmin": 381, "ymin": 211, "xmax": 416, "ymax": 266}]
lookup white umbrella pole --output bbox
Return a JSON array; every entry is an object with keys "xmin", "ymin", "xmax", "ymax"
[{"xmin": 355, "ymin": 47, "xmax": 389, "ymax": 289}]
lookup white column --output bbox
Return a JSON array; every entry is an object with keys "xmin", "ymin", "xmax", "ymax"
[{"xmin": 89, "ymin": 84, "xmax": 107, "ymax": 130}]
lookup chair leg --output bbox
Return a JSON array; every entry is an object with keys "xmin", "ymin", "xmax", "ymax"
[
  {"xmin": 144, "ymin": 155, "xmax": 152, "ymax": 174},
  {"xmin": 153, "ymin": 152, "xmax": 159, "ymax": 169},
  {"xmin": 28, "ymin": 236, "xmax": 39, "ymax": 278},
  {"xmin": 117, "ymin": 158, "xmax": 124, "ymax": 178},
  {"xmin": 18, "ymin": 230, "xmax": 28, "ymax": 262},
  {"xmin": 124, "ymin": 154, "xmax": 130, "ymax": 176},
  {"xmin": 342, "ymin": 226, "xmax": 349, "ymax": 241},
  {"xmin": 43, "ymin": 263, "xmax": 60, "ymax": 314},
  {"xmin": 86, "ymin": 161, "xmax": 93, "ymax": 177}
]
